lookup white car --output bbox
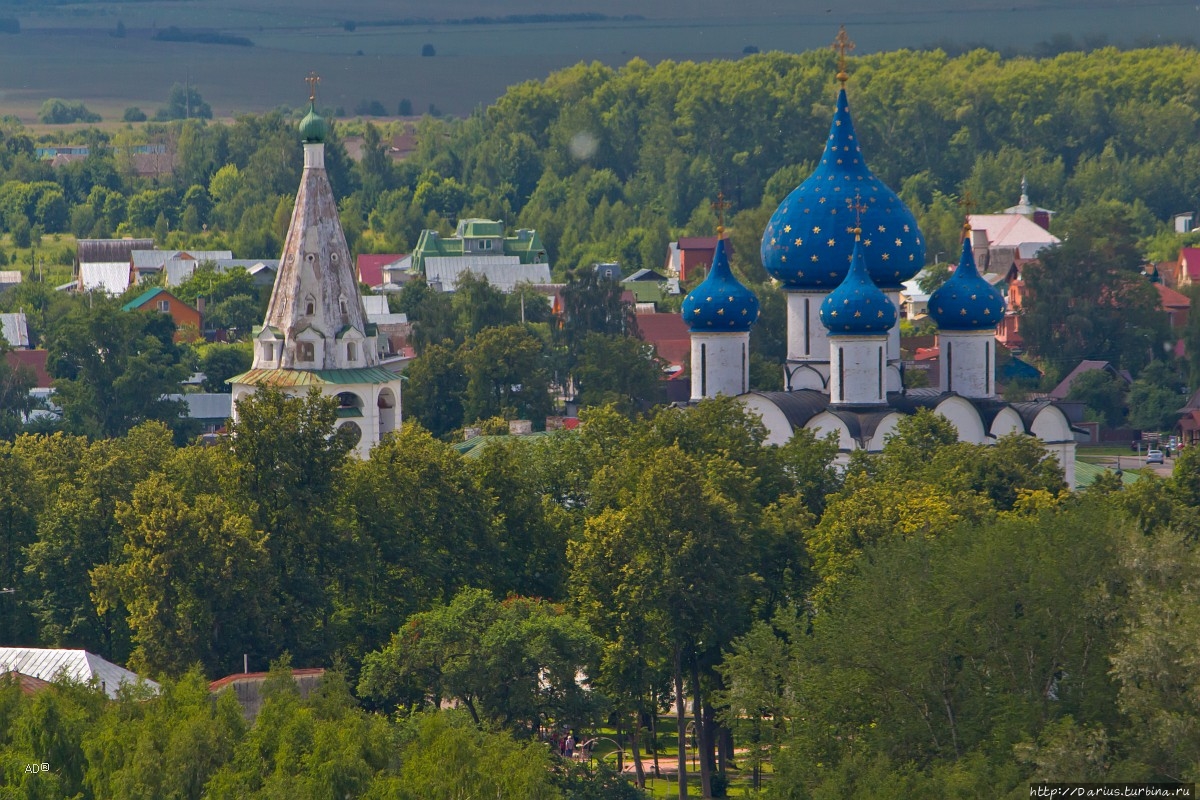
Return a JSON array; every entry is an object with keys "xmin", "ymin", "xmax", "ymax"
[{"xmin": 1147, "ymin": 449, "xmax": 1164, "ymax": 465}]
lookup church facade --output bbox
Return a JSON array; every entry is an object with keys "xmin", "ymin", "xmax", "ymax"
[
  {"xmin": 684, "ymin": 74, "xmax": 1077, "ymax": 486},
  {"xmin": 229, "ymin": 95, "xmax": 402, "ymax": 459}
]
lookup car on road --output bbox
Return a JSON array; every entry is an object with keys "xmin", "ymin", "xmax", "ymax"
[{"xmin": 1147, "ymin": 449, "xmax": 1164, "ymax": 464}]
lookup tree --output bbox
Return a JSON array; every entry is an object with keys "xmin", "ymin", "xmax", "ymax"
[
  {"xmin": 37, "ymin": 99, "xmax": 100, "ymax": 124},
  {"xmin": 571, "ymin": 333, "xmax": 664, "ymax": 413},
  {"xmin": 122, "ymin": 107, "xmax": 145, "ymax": 122},
  {"xmin": 198, "ymin": 344, "xmax": 251, "ymax": 393},
  {"xmin": 227, "ymin": 389, "xmax": 356, "ymax": 660},
  {"xmin": 46, "ymin": 303, "xmax": 188, "ymax": 439},
  {"xmin": 359, "ymin": 588, "xmax": 599, "ymax": 733},
  {"xmin": 460, "ymin": 325, "xmax": 552, "ymax": 425},
  {"xmin": 1067, "ymin": 368, "xmax": 1128, "ymax": 429},
  {"xmin": 403, "ymin": 343, "xmax": 467, "ymax": 437},
  {"xmin": 157, "ymin": 82, "xmax": 213, "ymax": 120},
  {"xmin": 0, "ymin": 340, "xmax": 34, "ymax": 438}
]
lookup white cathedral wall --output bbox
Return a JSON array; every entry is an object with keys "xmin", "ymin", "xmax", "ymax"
[
  {"xmin": 863, "ymin": 412, "xmax": 905, "ymax": 451},
  {"xmin": 691, "ymin": 332, "xmax": 749, "ymax": 401},
  {"xmin": 786, "ymin": 290, "xmax": 829, "ymax": 363},
  {"xmin": 739, "ymin": 395, "xmax": 794, "ymax": 447},
  {"xmin": 828, "ymin": 336, "xmax": 887, "ymax": 406},
  {"xmin": 886, "ymin": 291, "xmax": 902, "ymax": 392},
  {"xmin": 786, "ymin": 363, "xmax": 828, "ymax": 391},
  {"xmin": 1031, "ymin": 406, "xmax": 1077, "ymax": 488},
  {"xmin": 990, "ymin": 407, "xmax": 1025, "ymax": 439},
  {"xmin": 805, "ymin": 412, "xmax": 854, "ymax": 451},
  {"xmin": 935, "ymin": 396, "xmax": 987, "ymax": 444},
  {"xmin": 938, "ymin": 330, "xmax": 996, "ymax": 399}
]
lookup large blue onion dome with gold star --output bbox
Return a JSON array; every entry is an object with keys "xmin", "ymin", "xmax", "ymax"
[
  {"xmin": 760, "ymin": 88, "xmax": 925, "ymax": 291},
  {"xmin": 929, "ymin": 234, "xmax": 1006, "ymax": 331},
  {"xmin": 819, "ymin": 236, "xmax": 896, "ymax": 335},
  {"xmin": 682, "ymin": 236, "xmax": 759, "ymax": 333}
]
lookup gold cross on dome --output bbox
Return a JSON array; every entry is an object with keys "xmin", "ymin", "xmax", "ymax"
[
  {"xmin": 306, "ymin": 71, "xmax": 321, "ymax": 102},
  {"xmin": 846, "ymin": 191, "xmax": 867, "ymax": 238},
  {"xmin": 832, "ymin": 26, "xmax": 855, "ymax": 85},
  {"xmin": 958, "ymin": 191, "xmax": 977, "ymax": 236},
  {"xmin": 712, "ymin": 191, "xmax": 731, "ymax": 237}
]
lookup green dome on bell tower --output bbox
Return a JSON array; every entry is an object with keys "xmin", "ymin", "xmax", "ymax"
[{"xmin": 299, "ymin": 72, "xmax": 328, "ymax": 144}]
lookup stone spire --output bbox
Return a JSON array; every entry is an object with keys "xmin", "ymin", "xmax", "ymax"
[{"xmin": 256, "ymin": 91, "xmax": 375, "ymax": 370}]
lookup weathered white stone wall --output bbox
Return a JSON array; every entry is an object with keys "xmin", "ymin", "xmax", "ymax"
[
  {"xmin": 786, "ymin": 290, "xmax": 829, "ymax": 362},
  {"xmin": 691, "ymin": 332, "xmax": 749, "ymax": 401},
  {"xmin": 739, "ymin": 394, "xmax": 793, "ymax": 447},
  {"xmin": 938, "ymin": 330, "xmax": 996, "ymax": 399},
  {"xmin": 828, "ymin": 335, "xmax": 887, "ymax": 406},
  {"xmin": 935, "ymin": 395, "xmax": 987, "ymax": 444}
]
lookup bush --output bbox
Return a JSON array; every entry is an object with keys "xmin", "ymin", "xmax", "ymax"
[
  {"xmin": 123, "ymin": 107, "xmax": 147, "ymax": 122},
  {"xmin": 421, "ymin": 43, "xmax": 436, "ymax": 56}
]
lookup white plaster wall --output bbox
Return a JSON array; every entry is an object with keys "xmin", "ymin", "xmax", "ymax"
[
  {"xmin": 786, "ymin": 290, "xmax": 829, "ymax": 362},
  {"xmin": 938, "ymin": 330, "xmax": 996, "ymax": 399},
  {"xmin": 935, "ymin": 395, "xmax": 986, "ymax": 443},
  {"xmin": 691, "ymin": 332, "xmax": 749, "ymax": 401},
  {"xmin": 828, "ymin": 336, "xmax": 887, "ymax": 406},
  {"xmin": 1030, "ymin": 406, "xmax": 1077, "ymax": 488},
  {"xmin": 864, "ymin": 412, "xmax": 905, "ymax": 451},
  {"xmin": 990, "ymin": 407, "xmax": 1025, "ymax": 440},
  {"xmin": 806, "ymin": 411, "xmax": 855, "ymax": 451},
  {"xmin": 786, "ymin": 362, "xmax": 828, "ymax": 391},
  {"xmin": 739, "ymin": 395, "xmax": 794, "ymax": 447}
]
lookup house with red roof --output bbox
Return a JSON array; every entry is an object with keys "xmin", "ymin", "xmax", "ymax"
[
  {"xmin": 1177, "ymin": 248, "xmax": 1200, "ymax": 289},
  {"xmin": 664, "ymin": 236, "xmax": 732, "ymax": 282},
  {"xmin": 356, "ymin": 253, "xmax": 409, "ymax": 289}
]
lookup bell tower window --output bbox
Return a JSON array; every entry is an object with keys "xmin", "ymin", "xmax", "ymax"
[
  {"xmin": 347, "ymin": 341, "xmax": 357, "ymax": 362},
  {"xmin": 299, "ymin": 341, "xmax": 315, "ymax": 362}
]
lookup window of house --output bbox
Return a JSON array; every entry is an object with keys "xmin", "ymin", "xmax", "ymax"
[
  {"xmin": 347, "ymin": 342, "xmax": 357, "ymax": 362},
  {"xmin": 157, "ymin": 299, "xmax": 170, "ymax": 313},
  {"xmin": 305, "ymin": 301, "xmax": 315, "ymax": 316},
  {"xmin": 262, "ymin": 343, "xmax": 274, "ymax": 361},
  {"xmin": 299, "ymin": 341, "xmax": 315, "ymax": 362}
]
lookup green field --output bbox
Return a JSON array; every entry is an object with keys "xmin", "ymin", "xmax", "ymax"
[{"xmin": 0, "ymin": 0, "xmax": 1193, "ymax": 120}]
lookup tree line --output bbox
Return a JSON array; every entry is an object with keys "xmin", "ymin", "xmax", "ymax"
[{"xmin": 5, "ymin": 386, "xmax": 1200, "ymax": 795}]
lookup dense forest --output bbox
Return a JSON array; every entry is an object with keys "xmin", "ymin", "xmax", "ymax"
[
  {"xmin": 4, "ymin": 44, "xmax": 1200, "ymax": 796},
  {"xmin": 2, "ymin": 392, "xmax": 1199, "ymax": 797}
]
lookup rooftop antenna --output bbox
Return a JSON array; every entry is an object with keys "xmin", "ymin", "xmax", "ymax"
[{"xmin": 832, "ymin": 25, "xmax": 855, "ymax": 86}]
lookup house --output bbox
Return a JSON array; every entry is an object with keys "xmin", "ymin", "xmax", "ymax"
[
  {"xmin": 0, "ymin": 270, "xmax": 20, "ymax": 292},
  {"xmin": 130, "ymin": 249, "xmax": 233, "ymax": 284},
  {"xmin": 0, "ymin": 670, "xmax": 51, "ymax": 695},
  {"xmin": 1156, "ymin": 283, "xmax": 1191, "ymax": 330},
  {"xmin": 1177, "ymin": 387, "xmax": 1200, "ymax": 446},
  {"xmin": 121, "ymin": 287, "xmax": 202, "ymax": 341},
  {"xmin": 356, "ymin": 253, "xmax": 409, "ymax": 290},
  {"xmin": 0, "ymin": 311, "xmax": 30, "ymax": 348},
  {"xmin": 412, "ymin": 219, "xmax": 548, "ymax": 272},
  {"xmin": 664, "ymin": 236, "xmax": 730, "ymax": 282},
  {"xmin": 634, "ymin": 310, "xmax": 691, "ymax": 401},
  {"xmin": 1048, "ymin": 360, "xmax": 1132, "ymax": 401},
  {"xmin": 75, "ymin": 237, "xmax": 155, "ymax": 296},
  {"xmin": 172, "ymin": 392, "xmax": 233, "ymax": 433},
  {"xmin": 1177, "ymin": 247, "xmax": 1200, "ymax": 289},
  {"xmin": 361, "ymin": 294, "xmax": 411, "ymax": 358},
  {"xmin": 899, "ymin": 276, "xmax": 930, "ymax": 320},
  {"xmin": 621, "ymin": 268, "xmax": 671, "ymax": 305},
  {"xmin": 0, "ymin": 647, "xmax": 159, "ymax": 699},
  {"xmin": 424, "ymin": 256, "xmax": 551, "ymax": 294},
  {"xmin": 209, "ymin": 668, "xmax": 326, "ymax": 721},
  {"xmin": 162, "ymin": 257, "xmax": 278, "ymax": 288}
]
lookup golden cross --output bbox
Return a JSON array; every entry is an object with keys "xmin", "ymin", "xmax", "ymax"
[
  {"xmin": 846, "ymin": 191, "xmax": 867, "ymax": 236},
  {"xmin": 712, "ymin": 191, "xmax": 731, "ymax": 237},
  {"xmin": 832, "ymin": 26, "xmax": 855, "ymax": 85},
  {"xmin": 306, "ymin": 71, "xmax": 321, "ymax": 103},
  {"xmin": 958, "ymin": 191, "xmax": 977, "ymax": 236}
]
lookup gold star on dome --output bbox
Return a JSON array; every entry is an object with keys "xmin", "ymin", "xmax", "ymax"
[
  {"xmin": 706, "ymin": 296, "xmax": 713, "ymax": 302},
  {"xmin": 863, "ymin": 239, "xmax": 872, "ymax": 247},
  {"xmin": 970, "ymin": 294, "xmax": 977, "ymax": 300},
  {"xmin": 960, "ymin": 309, "xmax": 967, "ymax": 315},
  {"xmin": 812, "ymin": 255, "xmax": 819, "ymax": 262},
  {"xmin": 903, "ymin": 225, "xmax": 910, "ymax": 232},
  {"xmin": 693, "ymin": 308, "xmax": 701, "ymax": 315},
  {"xmin": 854, "ymin": 311, "xmax": 862, "ymax": 317},
  {"xmin": 878, "ymin": 225, "xmax": 886, "ymax": 232},
  {"xmin": 742, "ymin": 308, "xmax": 748, "ymax": 315},
  {"xmin": 882, "ymin": 253, "xmax": 890, "ymax": 260},
  {"xmin": 794, "ymin": 238, "xmax": 803, "ymax": 246},
  {"xmin": 771, "ymin": 237, "xmax": 777, "ymax": 246},
  {"xmin": 781, "ymin": 255, "xmax": 787, "ymax": 262},
  {"xmin": 877, "ymin": 310, "xmax": 885, "ymax": 318},
  {"xmin": 813, "ymin": 226, "xmax": 821, "ymax": 234},
  {"xmin": 718, "ymin": 308, "xmax": 725, "ymax": 315},
  {"xmin": 831, "ymin": 310, "xmax": 838, "ymax": 317},
  {"xmin": 828, "ymin": 239, "xmax": 836, "ymax": 246},
  {"xmin": 984, "ymin": 308, "xmax": 991, "ymax": 315},
  {"xmin": 819, "ymin": 197, "xmax": 827, "ymax": 204},
  {"xmin": 784, "ymin": 224, "xmax": 792, "ymax": 233}
]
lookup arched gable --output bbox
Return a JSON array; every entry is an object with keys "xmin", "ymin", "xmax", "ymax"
[
  {"xmin": 989, "ymin": 406, "xmax": 1025, "ymax": 440},
  {"xmin": 805, "ymin": 411, "xmax": 854, "ymax": 451},
  {"xmin": 935, "ymin": 395, "xmax": 986, "ymax": 444}
]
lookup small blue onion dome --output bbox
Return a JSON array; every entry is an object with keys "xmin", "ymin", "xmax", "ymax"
[
  {"xmin": 928, "ymin": 235, "xmax": 1006, "ymax": 331},
  {"xmin": 299, "ymin": 102, "xmax": 328, "ymax": 144},
  {"xmin": 761, "ymin": 88, "xmax": 925, "ymax": 291},
  {"xmin": 819, "ymin": 237, "xmax": 896, "ymax": 335},
  {"xmin": 682, "ymin": 237, "xmax": 759, "ymax": 333}
]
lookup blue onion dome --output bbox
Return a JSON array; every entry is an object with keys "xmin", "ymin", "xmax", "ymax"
[
  {"xmin": 761, "ymin": 88, "xmax": 925, "ymax": 291},
  {"xmin": 929, "ymin": 234, "xmax": 1006, "ymax": 331},
  {"xmin": 819, "ymin": 236, "xmax": 896, "ymax": 335},
  {"xmin": 682, "ymin": 236, "xmax": 760, "ymax": 333},
  {"xmin": 299, "ymin": 102, "xmax": 328, "ymax": 144}
]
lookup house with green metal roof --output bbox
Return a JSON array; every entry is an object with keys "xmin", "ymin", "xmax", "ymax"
[
  {"xmin": 412, "ymin": 219, "xmax": 547, "ymax": 272},
  {"xmin": 120, "ymin": 287, "xmax": 201, "ymax": 342}
]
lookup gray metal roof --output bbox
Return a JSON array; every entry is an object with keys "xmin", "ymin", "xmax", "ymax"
[
  {"xmin": 0, "ymin": 647, "xmax": 159, "ymax": 698},
  {"xmin": 0, "ymin": 312, "xmax": 29, "ymax": 348},
  {"xmin": 132, "ymin": 249, "xmax": 234, "ymax": 270},
  {"xmin": 425, "ymin": 256, "xmax": 551, "ymax": 293},
  {"xmin": 76, "ymin": 238, "xmax": 153, "ymax": 264},
  {"xmin": 80, "ymin": 263, "xmax": 130, "ymax": 295},
  {"xmin": 164, "ymin": 258, "xmax": 278, "ymax": 287},
  {"xmin": 179, "ymin": 392, "xmax": 233, "ymax": 420}
]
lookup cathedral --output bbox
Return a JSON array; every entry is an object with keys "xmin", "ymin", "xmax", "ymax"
[
  {"xmin": 229, "ymin": 85, "xmax": 403, "ymax": 458},
  {"xmin": 684, "ymin": 66, "xmax": 1077, "ymax": 486}
]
